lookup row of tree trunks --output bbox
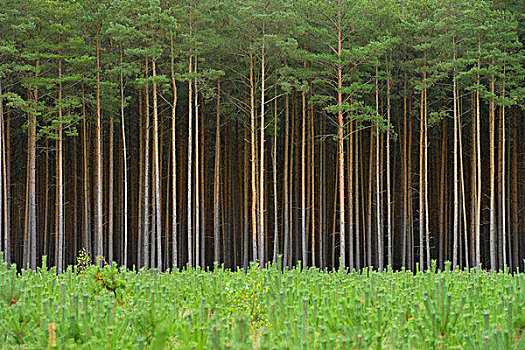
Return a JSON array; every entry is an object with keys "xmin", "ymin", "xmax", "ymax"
[{"xmin": 1, "ymin": 56, "xmax": 523, "ymax": 272}]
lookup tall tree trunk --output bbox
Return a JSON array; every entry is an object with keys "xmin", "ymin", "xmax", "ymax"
[
  {"xmin": 301, "ymin": 73, "xmax": 307, "ymax": 267},
  {"xmin": 194, "ymin": 57, "xmax": 200, "ymax": 268},
  {"xmin": 187, "ymin": 54, "xmax": 194, "ymax": 267},
  {"xmin": 243, "ymin": 124, "xmax": 249, "ymax": 270},
  {"xmin": 1, "ymin": 78, "xmax": 9, "ymax": 264},
  {"xmin": 452, "ymin": 40, "xmax": 459, "ymax": 269},
  {"xmin": 120, "ymin": 48, "xmax": 129, "ymax": 267},
  {"xmin": 407, "ymin": 90, "xmax": 414, "ymax": 270},
  {"xmin": 386, "ymin": 61, "xmax": 392, "ymax": 268},
  {"xmin": 81, "ymin": 84, "xmax": 91, "ymax": 259},
  {"xmin": 475, "ymin": 40, "xmax": 482, "ymax": 267},
  {"xmin": 272, "ymin": 91, "xmax": 279, "ymax": 264},
  {"xmin": 249, "ymin": 49, "xmax": 258, "ymax": 263},
  {"xmin": 424, "ymin": 77, "xmax": 430, "ymax": 269},
  {"xmin": 152, "ymin": 49, "xmax": 162, "ymax": 271},
  {"xmin": 108, "ymin": 111, "xmax": 114, "ymax": 265},
  {"xmin": 418, "ymin": 54, "xmax": 427, "ymax": 271},
  {"xmin": 355, "ymin": 123, "xmax": 360, "ymax": 270},
  {"xmin": 336, "ymin": 14, "xmax": 345, "ymax": 269},
  {"xmin": 439, "ymin": 117, "xmax": 447, "ymax": 269},
  {"xmin": 56, "ymin": 52, "xmax": 64, "ymax": 273},
  {"xmin": 499, "ymin": 66, "xmax": 507, "ymax": 269},
  {"xmin": 376, "ymin": 66, "xmax": 383, "ymax": 271},
  {"xmin": 458, "ymin": 107, "xmax": 468, "ymax": 269},
  {"xmin": 283, "ymin": 92, "xmax": 290, "ymax": 268},
  {"xmin": 348, "ymin": 120, "xmax": 354, "ymax": 271},
  {"xmin": 511, "ymin": 107, "xmax": 518, "ymax": 270},
  {"xmin": 170, "ymin": 35, "xmax": 178, "ymax": 269},
  {"xmin": 213, "ymin": 74, "xmax": 221, "ymax": 264},
  {"xmin": 308, "ymin": 85, "xmax": 315, "ymax": 267},
  {"xmin": 143, "ymin": 59, "xmax": 151, "ymax": 269},
  {"xmin": 320, "ymin": 114, "xmax": 326, "ymax": 269},
  {"xmin": 402, "ymin": 72, "xmax": 408, "ymax": 268},
  {"xmin": 259, "ymin": 37, "xmax": 266, "ymax": 267},
  {"xmin": 489, "ymin": 72, "xmax": 496, "ymax": 270},
  {"xmin": 95, "ymin": 34, "xmax": 103, "ymax": 265},
  {"xmin": 199, "ymin": 96, "xmax": 205, "ymax": 268},
  {"xmin": 27, "ymin": 54, "xmax": 39, "ymax": 270},
  {"xmin": 470, "ymin": 93, "xmax": 477, "ymax": 268},
  {"xmin": 367, "ymin": 129, "xmax": 374, "ymax": 268}
]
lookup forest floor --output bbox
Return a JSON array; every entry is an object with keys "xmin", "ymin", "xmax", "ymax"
[{"xmin": 0, "ymin": 258, "xmax": 524, "ymax": 349}]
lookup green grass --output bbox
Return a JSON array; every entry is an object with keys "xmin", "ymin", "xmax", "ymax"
[{"xmin": 1, "ymin": 256, "xmax": 525, "ymax": 349}]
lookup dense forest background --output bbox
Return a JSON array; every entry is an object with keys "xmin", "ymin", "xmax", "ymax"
[{"xmin": 0, "ymin": 0, "xmax": 524, "ymax": 272}]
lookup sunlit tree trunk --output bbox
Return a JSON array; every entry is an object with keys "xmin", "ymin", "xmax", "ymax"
[
  {"xmin": 337, "ymin": 11, "xmax": 345, "ymax": 268},
  {"xmin": 499, "ymin": 64, "xmax": 507, "ymax": 269},
  {"xmin": 308, "ymin": 86, "xmax": 315, "ymax": 267},
  {"xmin": 26, "ymin": 53, "xmax": 39, "ymax": 270},
  {"xmin": 187, "ymin": 54, "xmax": 194, "ymax": 267},
  {"xmin": 511, "ymin": 107, "xmax": 518, "ymax": 269},
  {"xmin": 402, "ymin": 72, "xmax": 408, "ymax": 268},
  {"xmin": 259, "ymin": 36, "xmax": 266, "ymax": 267},
  {"xmin": 213, "ymin": 73, "xmax": 221, "ymax": 264},
  {"xmin": 82, "ymin": 83, "xmax": 91, "ymax": 259},
  {"xmin": 272, "ymin": 91, "xmax": 279, "ymax": 264},
  {"xmin": 243, "ymin": 124, "xmax": 249, "ymax": 270},
  {"xmin": 386, "ymin": 61, "xmax": 392, "ymax": 268},
  {"xmin": 376, "ymin": 66, "xmax": 383, "ymax": 271},
  {"xmin": 367, "ymin": 128, "xmax": 374, "ymax": 268},
  {"xmin": 143, "ymin": 59, "xmax": 151, "ymax": 269},
  {"xmin": 0, "ymin": 77, "xmax": 10, "ymax": 264},
  {"xmin": 489, "ymin": 71, "xmax": 496, "ymax": 271},
  {"xmin": 56, "ymin": 50, "xmax": 64, "ymax": 272},
  {"xmin": 169, "ymin": 36, "xmax": 178, "ymax": 269},
  {"xmin": 95, "ymin": 33, "xmax": 103, "ymax": 265},
  {"xmin": 475, "ymin": 40, "xmax": 482, "ymax": 267},
  {"xmin": 439, "ymin": 117, "xmax": 447, "ymax": 269},
  {"xmin": 355, "ymin": 124, "xmax": 360, "ymax": 270},
  {"xmin": 424, "ymin": 74, "xmax": 430, "ymax": 270},
  {"xmin": 283, "ymin": 92, "xmax": 290, "ymax": 268},
  {"xmin": 120, "ymin": 47, "xmax": 129, "ymax": 267},
  {"xmin": 348, "ymin": 120, "xmax": 354, "ymax": 271},
  {"xmin": 249, "ymin": 49, "xmax": 258, "ymax": 263},
  {"xmin": 108, "ymin": 108, "xmax": 114, "ymax": 265},
  {"xmin": 194, "ymin": 57, "xmax": 201, "ymax": 269},
  {"xmin": 452, "ymin": 41, "xmax": 459, "ymax": 269},
  {"xmin": 301, "ymin": 71, "xmax": 307, "ymax": 266}
]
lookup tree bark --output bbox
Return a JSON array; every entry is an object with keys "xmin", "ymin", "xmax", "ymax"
[
  {"xmin": 95, "ymin": 34, "xmax": 103, "ymax": 266},
  {"xmin": 143, "ymin": 59, "xmax": 151, "ymax": 269},
  {"xmin": 120, "ymin": 47, "xmax": 129, "ymax": 268},
  {"xmin": 337, "ymin": 12, "xmax": 345, "ymax": 269},
  {"xmin": 187, "ymin": 54, "xmax": 194, "ymax": 267},
  {"xmin": 489, "ymin": 72, "xmax": 496, "ymax": 270},
  {"xmin": 213, "ymin": 70, "xmax": 221, "ymax": 264},
  {"xmin": 56, "ymin": 51, "xmax": 64, "ymax": 273},
  {"xmin": 283, "ymin": 92, "xmax": 290, "ymax": 268}
]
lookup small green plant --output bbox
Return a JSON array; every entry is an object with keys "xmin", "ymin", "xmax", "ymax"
[
  {"xmin": 76, "ymin": 249, "xmax": 126, "ymax": 303},
  {"xmin": 419, "ymin": 275, "xmax": 466, "ymax": 347},
  {"xmin": 225, "ymin": 262, "xmax": 270, "ymax": 334},
  {"xmin": 76, "ymin": 248, "xmax": 91, "ymax": 276},
  {"xmin": 86, "ymin": 263, "xmax": 125, "ymax": 302}
]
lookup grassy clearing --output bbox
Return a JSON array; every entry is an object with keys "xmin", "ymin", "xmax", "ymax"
[{"xmin": 0, "ymin": 256, "xmax": 524, "ymax": 349}]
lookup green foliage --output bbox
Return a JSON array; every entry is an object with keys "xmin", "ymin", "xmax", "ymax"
[
  {"xmin": 225, "ymin": 262, "xmax": 271, "ymax": 334},
  {"xmin": 0, "ymin": 258, "xmax": 524, "ymax": 348},
  {"xmin": 75, "ymin": 249, "xmax": 126, "ymax": 305},
  {"xmin": 75, "ymin": 248, "xmax": 91, "ymax": 275}
]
